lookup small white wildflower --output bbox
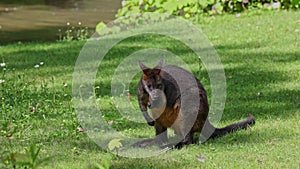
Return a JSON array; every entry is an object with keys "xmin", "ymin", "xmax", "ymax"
[
  {"xmin": 34, "ymin": 64, "xmax": 40, "ymax": 68},
  {"xmin": 0, "ymin": 79, "xmax": 5, "ymax": 84},
  {"xmin": 67, "ymin": 22, "xmax": 70, "ymax": 26},
  {"xmin": 78, "ymin": 21, "xmax": 82, "ymax": 25},
  {"xmin": 121, "ymin": 0, "xmax": 126, "ymax": 6},
  {"xmin": 40, "ymin": 62, "xmax": 44, "ymax": 65},
  {"xmin": 272, "ymin": 2, "xmax": 280, "ymax": 9},
  {"xmin": 0, "ymin": 63, "xmax": 6, "ymax": 67},
  {"xmin": 63, "ymin": 83, "xmax": 68, "ymax": 87}
]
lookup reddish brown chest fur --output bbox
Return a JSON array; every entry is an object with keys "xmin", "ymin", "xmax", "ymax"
[{"xmin": 155, "ymin": 107, "xmax": 179, "ymax": 128}]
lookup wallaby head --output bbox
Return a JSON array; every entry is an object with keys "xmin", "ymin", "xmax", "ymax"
[
  {"xmin": 138, "ymin": 60, "xmax": 166, "ymax": 110},
  {"xmin": 138, "ymin": 60, "xmax": 164, "ymax": 91}
]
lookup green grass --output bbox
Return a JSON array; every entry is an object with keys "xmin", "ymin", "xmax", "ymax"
[{"xmin": 1, "ymin": 10, "xmax": 300, "ymax": 168}]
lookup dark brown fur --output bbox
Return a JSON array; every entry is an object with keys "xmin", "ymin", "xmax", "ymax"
[{"xmin": 135, "ymin": 60, "xmax": 255, "ymax": 149}]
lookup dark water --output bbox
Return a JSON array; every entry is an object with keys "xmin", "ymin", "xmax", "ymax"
[{"xmin": 0, "ymin": 0, "xmax": 121, "ymax": 43}]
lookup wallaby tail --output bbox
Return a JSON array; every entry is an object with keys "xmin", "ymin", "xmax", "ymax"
[{"xmin": 209, "ymin": 114, "xmax": 255, "ymax": 139}]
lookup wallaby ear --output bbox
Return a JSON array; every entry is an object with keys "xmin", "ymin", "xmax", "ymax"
[
  {"xmin": 138, "ymin": 61, "xmax": 148, "ymax": 70},
  {"xmin": 154, "ymin": 59, "xmax": 164, "ymax": 70}
]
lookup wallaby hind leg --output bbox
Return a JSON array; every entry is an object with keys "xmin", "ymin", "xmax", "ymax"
[
  {"xmin": 154, "ymin": 123, "xmax": 168, "ymax": 144},
  {"xmin": 174, "ymin": 132, "xmax": 194, "ymax": 149}
]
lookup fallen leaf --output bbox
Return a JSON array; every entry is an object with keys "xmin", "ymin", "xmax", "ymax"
[
  {"xmin": 127, "ymin": 92, "xmax": 132, "ymax": 99},
  {"xmin": 257, "ymin": 159, "xmax": 263, "ymax": 164},
  {"xmin": 77, "ymin": 127, "xmax": 84, "ymax": 132},
  {"xmin": 108, "ymin": 138, "xmax": 123, "ymax": 151},
  {"xmin": 197, "ymin": 154, "xmax": 205, "ymax": 163},
  {"xmin": 108, "ymin": 120, "xmax": 114, "ymax": 125},
  {"xmin": 6, "ymin": 136, "xmax": 14, "ymax": 140}
]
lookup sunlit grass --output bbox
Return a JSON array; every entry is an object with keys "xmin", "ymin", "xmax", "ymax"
[{"xmin": 0, "ymin": 10, "xmax": 299, "ymax": 168}]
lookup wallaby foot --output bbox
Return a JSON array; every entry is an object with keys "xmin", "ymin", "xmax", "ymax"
[
  {"xmin": 131, "ymin": 138, "xmax": 155, "ymax": 148},
  {"xmin": 160, "ymin": 132, "xmax": 194, "ymax": 149},
  {"xmin": 131, "ymin": 135, "xmax": 168, "ymax": 148}
]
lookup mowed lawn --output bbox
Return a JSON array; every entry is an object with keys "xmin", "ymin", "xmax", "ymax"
[{"xmin": 0, "ymin": 10, "xmax": 299, "ymax": 168}]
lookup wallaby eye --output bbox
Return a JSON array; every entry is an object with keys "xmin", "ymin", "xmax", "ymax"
[{"xmin": 147, "ymin": 84, "xmax": 152, "ymax": 89}]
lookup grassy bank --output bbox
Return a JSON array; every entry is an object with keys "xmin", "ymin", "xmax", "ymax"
[{"xmin": 0, "ymin": 10, "xmax": 299, "ymax": 168}]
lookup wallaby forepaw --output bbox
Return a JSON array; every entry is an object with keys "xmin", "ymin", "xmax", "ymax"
[{"xmin": 147, "ymin": 120, "xmax": 155, "ymax": 126}]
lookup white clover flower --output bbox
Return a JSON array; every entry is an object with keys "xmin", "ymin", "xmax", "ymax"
[
  {"xmin": 34, "ymin": 64, "xmax": 40, "ymax": 68},
  {"xmin": 121, "ymin": 0, "xmax": 126, "ymax": 6},
  {"xmin": 0, "ymin": 62, "xmax": 6, "ymax": 67},
  {"xmin": 40, "ymin": 62, "xmax": 44, "ymax": 65},
  {"xmin": 63, "ymin": 83, "xmax": 68, "ymax": 87},
  {"xmin": 0, "ymin": 79, "xmax": 5, "ymax": 84},
  {"xmin": 272, "ymin": 2, "xmax": 281, "ymax": 9}
]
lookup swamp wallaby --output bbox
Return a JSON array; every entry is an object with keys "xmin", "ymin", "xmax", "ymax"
[{"xmin": 135, "ymin": 60, "xmax": 255, "ymax": 149}]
